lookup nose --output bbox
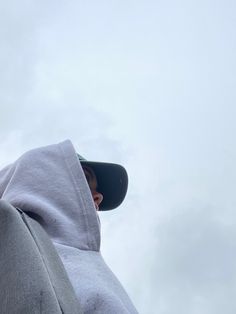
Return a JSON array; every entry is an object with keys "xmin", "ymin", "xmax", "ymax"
[{"xmin": 92, "ymin": 191, "xmax": 103, "ymax": 210}]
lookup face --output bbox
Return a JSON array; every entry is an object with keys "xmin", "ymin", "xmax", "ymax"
[{"xmin": 82, "ymin": 166, "xmax": 103, "ymax": 211}]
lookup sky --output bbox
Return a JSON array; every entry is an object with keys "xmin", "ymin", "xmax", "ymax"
[{"xmin": 1, "ymin": 0, "xmax": 236, "ymax": 313}]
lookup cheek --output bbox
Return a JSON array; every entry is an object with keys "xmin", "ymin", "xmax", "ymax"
[{"xmin": 90, "ymin": 179, "xmax": 98, "ymax": 191}]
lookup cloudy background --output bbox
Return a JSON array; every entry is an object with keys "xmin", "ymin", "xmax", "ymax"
[{"xmin": 1, "ymin": 0, "xmax": 236, "ymax": 313}]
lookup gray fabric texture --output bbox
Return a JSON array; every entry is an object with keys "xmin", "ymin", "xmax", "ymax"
[
  {"xmin": 0, "ymin": 139, "xmax": 138, "ymax": 313},
  {"xmin": 0, "ymin": 199, "xmax": 82, "ymax": 314}
]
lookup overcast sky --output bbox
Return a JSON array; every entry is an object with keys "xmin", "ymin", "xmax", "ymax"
[{"xmin": 1, "ymin": 1, "xmax": 236, "ymax": 313}]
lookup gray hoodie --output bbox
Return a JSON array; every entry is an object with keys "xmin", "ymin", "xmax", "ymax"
[{"xmin": 0, "ymin": 139, "xmax": 138, "ymax": 314}]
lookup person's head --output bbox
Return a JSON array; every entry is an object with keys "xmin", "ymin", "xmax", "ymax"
[
  {"xmin": 78, "ymin": 154, "xmax": 128, "ymax": 211},
  {"xmin": 82, "ymin": 165, "xmax": 103, "ymax": 211}
]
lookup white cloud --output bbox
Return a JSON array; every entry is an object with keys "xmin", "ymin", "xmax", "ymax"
[{"xmin": 1, "ymin": 0, "xmax": 236, "ymax": 313}]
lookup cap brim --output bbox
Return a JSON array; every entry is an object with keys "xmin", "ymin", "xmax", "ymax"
[{"xmin": 79, "ymin": 160, "xmax": 128, "ymax": 211}]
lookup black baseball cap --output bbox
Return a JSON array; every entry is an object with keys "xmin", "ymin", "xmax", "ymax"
[{"xmin": 77, "ymin": 154, "xmax": 128, "ymax": 211}]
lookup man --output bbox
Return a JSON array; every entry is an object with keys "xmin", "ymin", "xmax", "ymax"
[
  {"xmin": 81, "ymin": 166, "xmax": 103, "ymax": 211},
  {"xmin": 0, "ymin": 139, "xmax": 138, "ymax": 313}
]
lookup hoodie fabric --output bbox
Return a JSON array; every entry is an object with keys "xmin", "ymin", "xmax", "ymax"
[{"xmin": 0, "ymin": 140, "xmax": 138, "ymax": 314}]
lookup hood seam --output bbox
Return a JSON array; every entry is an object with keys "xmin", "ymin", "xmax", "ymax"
[{"xmin": 59, "ymin": 142, "xmax": 95, "ymax": 251}]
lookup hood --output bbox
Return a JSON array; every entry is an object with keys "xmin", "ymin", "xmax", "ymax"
[{"xmin": 0, "ymin": 140, "xmax": 100, "ymax": 251}]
